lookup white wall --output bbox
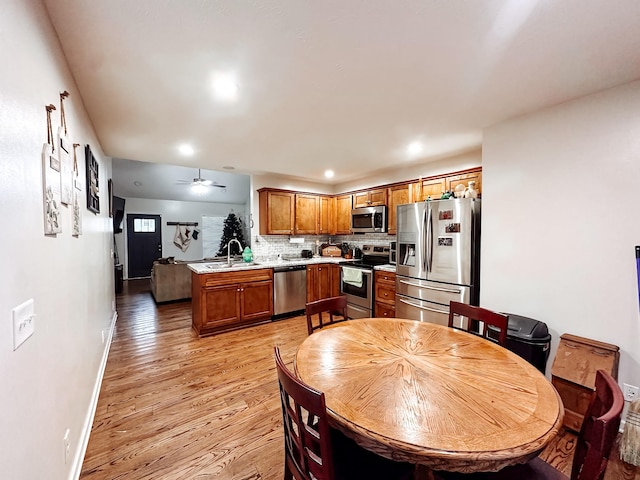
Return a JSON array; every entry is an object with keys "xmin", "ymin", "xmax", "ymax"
[
  {"xmin": 481, "ymin": 80, "xmax": 640, "ymax": 387},
  {"xmin": 115, "ymin": 197, "xmax": 246, "ymax": 278},
  {"xmin": 0, "ymin": 1, "xmax": 115, "ymax": 478}
]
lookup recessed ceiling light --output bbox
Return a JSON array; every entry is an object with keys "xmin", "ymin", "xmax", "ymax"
[
  {"xmin": 212, "ymin": 73, "xmax": 239, "ymax": 101},
  {"xmin": 133, "ymin": 181, "xmax": 142, "ymax": 187},
  {"xmin": 407, "ymin": 141, "xmax": 424, "ymax": 156},
  {"xmin": 178, "ymin": 144, "xmax": 194, "ymax": 156},
  {"xmin": 324, "ymin": 170, "xmax": 335, "ymax": 179}
]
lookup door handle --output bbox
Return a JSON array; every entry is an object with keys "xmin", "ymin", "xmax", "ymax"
[{"xmin": 398, "ymin": 297, "xmax": 448, "ymax": 315}]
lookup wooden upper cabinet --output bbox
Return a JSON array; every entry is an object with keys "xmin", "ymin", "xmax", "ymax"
[
  {"xmin": 318, "ymin": 196, "xmax": 333, "ymax": 235},
  {"xmin": 259, "ymin": 190, "xmax": 294, "ymax": 235},
  {"xmin": 334, "ymin": 194, "xmax": 352, "ymax": 235},
  {"xmin": 447, "ymin": 170, "xmax": 482, "ymax": 197},
  {"xmin": 414, "ymin": 177, "xmax": 447, "ymax": 202},
  {"xmin": 353, "ymin": 188, "xmax": 387, "ymax": 208},
  {"xmin": 387, "ymin": 183, "xmax": 411, "ymax": 235},
  {"xmin": 295, "ymin": 194, "xmax": 319, "ymax": 235}
]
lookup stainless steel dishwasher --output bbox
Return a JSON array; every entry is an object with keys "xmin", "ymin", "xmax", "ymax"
[{"xmin": 273, "ymin": 264, "xmax": 307, "ymax": 317}]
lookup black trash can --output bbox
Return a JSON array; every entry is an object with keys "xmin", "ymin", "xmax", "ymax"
[{"xmin": 503, "ymin": 313, "xmax": 551, "ymax": 374}]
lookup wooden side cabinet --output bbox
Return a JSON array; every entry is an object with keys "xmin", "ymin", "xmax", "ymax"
[
  {"xmin": 387, "ymin": 183, "xmax": 411, "ymax": 235},
  {"xmin": 334, "ymin": 194, "xmax": 352, "ymax": 235},
  {"xmin": 259, "ymin": 189, "xmax": 294, "ymax": 235},
  {"xmin": 294, "ymin": 193, "xmax": 319, "ymax": 234},
  {"xmin": 374, "ymin": 270, "xmax": 396, "ymax": 318},
  {"xmin": 551, "ymin": 333, "xmax": 620, "ymax": 432},
  {"xmin": 192, "ymin": 269, "xmax": 273, "ymax": 337}
]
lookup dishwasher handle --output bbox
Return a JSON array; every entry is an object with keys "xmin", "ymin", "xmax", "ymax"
[{"xmin": 273, "ymin": 265, "xmax": 307, "ymax": 273}]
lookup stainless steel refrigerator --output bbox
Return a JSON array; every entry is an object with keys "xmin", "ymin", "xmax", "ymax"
[{"xmin": 396, "ymin": 198, "xmax": 481, "ymax": 325}]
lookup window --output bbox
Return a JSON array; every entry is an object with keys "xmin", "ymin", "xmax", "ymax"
[{"xmin": 133, "ymin": 218, "xmax": 156, "ymax": 233}]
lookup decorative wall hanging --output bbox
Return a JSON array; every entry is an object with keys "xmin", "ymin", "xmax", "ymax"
[
  {"xmin": 85, "ymin": 144, "xmax": 100, "ymax": 214},
  {"xmin": 72, "ymin": 143, "xmax": 82, "ymax": 236},
  {"xmin": 58, "ymin": 91, "xmax": 73, "ymax": 205},
  {"xmin": 43, "ymin": 104, "xmax": 62, "ymax": 235}
]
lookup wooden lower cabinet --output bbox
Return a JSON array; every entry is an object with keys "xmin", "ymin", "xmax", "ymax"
[
  {"xmin": 192, "ymin": 269, "xmax": 273, "ymax": 337},
  {"xmin": 550, "ymin": 333, "xmax": 619, "ymax": 432},
  {"xmin": 374, "ymin": 270, "xmax": 396, "ymax": 318},
  {"xmin": 307, "ymin": 263, "xmax": 341, "ymax": 303}
]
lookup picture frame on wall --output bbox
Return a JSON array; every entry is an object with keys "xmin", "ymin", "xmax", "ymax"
[{"xmin": 85, "ymin": 144, "xmax": 100, "ymax": 214}]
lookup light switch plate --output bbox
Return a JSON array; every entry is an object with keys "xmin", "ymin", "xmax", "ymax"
[{"xmin": 13, "ymin": 299, "xmax": 35, "ymax": 350}]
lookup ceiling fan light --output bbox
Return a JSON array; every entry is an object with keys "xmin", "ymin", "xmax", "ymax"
[
  {"xmin": 191, "ymin": 184, "xmax": 208, "ymax": 195},
  {"xmin": 201, "ymin": 179, "xmax": 213, "ymax": 186}
]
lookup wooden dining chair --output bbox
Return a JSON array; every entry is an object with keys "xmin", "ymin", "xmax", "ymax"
[
  {"xmin": 305, "ymin": 296, "xmax": 348, "ymax": 335},
  {"xmin": 448, "ymin": 301, "xmax": 509, "ymax": 346},
  {"xmin": 433, "ymin": 369, "xmax": 624, "ymax": 480},
  {"xmin": 274, "ymin": 347, "xmax": 415, "ymax": 480}
]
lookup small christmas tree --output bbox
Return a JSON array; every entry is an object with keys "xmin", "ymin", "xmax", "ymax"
[{"xmin": 216, "ymin": 213, "xmax": 247, "ymax": 256}]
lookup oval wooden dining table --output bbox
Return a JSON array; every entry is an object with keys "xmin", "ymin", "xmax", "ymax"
[{"xmin": 294, "ymin": 318, "xmax": 564, "ymax": 474}]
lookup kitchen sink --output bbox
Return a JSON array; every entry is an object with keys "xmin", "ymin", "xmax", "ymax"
[{"xmin": 206, "ymin": 262, "xmax": 261, "ymax": 270}]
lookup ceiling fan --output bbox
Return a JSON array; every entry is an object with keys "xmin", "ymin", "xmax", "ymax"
[{"xmin": 177, "ymin": 169, "xmax": 226, "ymax": 189}]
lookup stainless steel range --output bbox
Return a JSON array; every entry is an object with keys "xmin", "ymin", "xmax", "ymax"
[{"xmin": 340, "ymin": 244, "xmax": 390, "ymax": 319}]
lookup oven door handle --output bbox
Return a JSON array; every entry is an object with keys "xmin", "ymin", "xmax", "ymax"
[
  {"xmin": 398, "ymin": 297, "xmax": 449, "ymax": 315},
  {"xmin": 398, "ymin": 279, "xmax": 461, "ymax": 295}
]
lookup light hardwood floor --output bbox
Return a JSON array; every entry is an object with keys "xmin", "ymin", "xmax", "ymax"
[{"xmin": 80, "ymin": 279, "xmax": 640, "ymax": 479}]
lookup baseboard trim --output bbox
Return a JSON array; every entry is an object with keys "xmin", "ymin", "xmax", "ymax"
[{"xmin": 68, "ymin": 311, "xmax": 117, "ymax": 480}]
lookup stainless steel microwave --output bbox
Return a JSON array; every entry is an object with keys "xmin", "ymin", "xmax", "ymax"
[{"xmin": 351, "ymin": 206, "xmax": 387, "ymax": 233}]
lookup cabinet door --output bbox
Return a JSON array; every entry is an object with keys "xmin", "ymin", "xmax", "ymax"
[
  {"xmin": 387, "ymin": 184, "xmax": 411, "ymax": 235},
  {"xmin": 295, "ymin": 194, "xmax": 319, "ymax": 234},
  {"xmin": 447, "ymin": 170, "xmax": 482, "ymax": 197},
  {"xmin": 330, "ymin": 264, "xmax": 341, "ymax": 297},
  {"xmin": 352, "ymin": 191, "xmax": 370, "ymax": 209},
  {"xmin": 353, "ymin": 189, "xmax": 387, "ymax": 208},
  {"xmin": 415, "ymin": 178, "xmax": 446, "ymax": 201},
  {"xmin": 240, "ymin": 280, "xmax": 273, "ymax": 321},
  {"xmin": 318, "ymin": 196, "xmax": 333, "ymax": 235},
  {"xmin": 368, "ymin": 188, "xmax": 387, "ymax": 206},
  {"xmin": 334, "ymin": 195, "xmax": 352, "ymax": 235},
  {"xmin": 307, "ymin": 265, "xmax": 318, "ymax": 303},
  {"xmin": 202, "ymin": 284, "xmax": 241, "ymax": 330},
  {"xmin": 317, "ymin": 264, "xmax": 332, "ymax": 300},
  {"xmin": 260, "ymin": 190, "xmax": 294, "ymax": 235}
]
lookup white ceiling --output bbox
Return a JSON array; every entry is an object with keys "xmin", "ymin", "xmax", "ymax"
[
  {"xmin": 44, "ymin": 0, "xmax": 640, "ymax": 186},
  {"xmin": 111, "ymin": 158, "xmax": 251, "ymax": 204}
]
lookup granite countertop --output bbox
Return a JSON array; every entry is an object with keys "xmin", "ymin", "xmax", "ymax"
[
  {"xmin": 374, "ymin": 264, "xmax": 396, "ymax": 273},
  {"xmin": 187, "ymin": 256, "xmax": 352, "ymax": 274}
]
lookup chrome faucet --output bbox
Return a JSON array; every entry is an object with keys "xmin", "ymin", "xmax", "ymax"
[{"xmin": 226, "ymin": 238, "xmax": 243, "ymax": 265}]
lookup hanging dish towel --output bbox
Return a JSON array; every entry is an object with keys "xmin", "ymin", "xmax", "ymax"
[
  {"xmin": 173, "ymin": 225, "xmax": 192, "ymax": 252},
  {"xmin": 342, "ymin": 267, "xmax": 363, "ymax": 288}
]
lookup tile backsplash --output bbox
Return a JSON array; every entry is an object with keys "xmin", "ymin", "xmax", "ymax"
[{"xmin": 251, "ymin": 233, "xmax": 395, "ymax": 261}]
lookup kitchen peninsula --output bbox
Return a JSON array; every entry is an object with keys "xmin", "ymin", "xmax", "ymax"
[{"xmin": 188, "ymin": 257, "xmax": 347, "ymax": 337}]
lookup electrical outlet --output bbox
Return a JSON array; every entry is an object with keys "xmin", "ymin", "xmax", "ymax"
[
  {"xmin": 63, "ymin": 428, "xmax": 70, "ymax": 464},
  {"xmin": 623, "ymin": 383, "xmax": 639, "ymax": 402}
]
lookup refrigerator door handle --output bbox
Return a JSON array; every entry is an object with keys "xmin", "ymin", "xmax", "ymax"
[
  {"xmin": 398, "ymin": 297, "xmax": 449, "ymax": 315},
  {"xmin": 427, "ymin": 205, "xmax": 433, "ymax": 271},
  {"xmin": 423, "ymin": 207, "xmax": 429, "ymax": 272},
  {"xmin": 398, "ymin": 279, "xmax": 463, "ymax": 295}
]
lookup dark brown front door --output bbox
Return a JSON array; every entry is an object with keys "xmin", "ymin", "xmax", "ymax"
[{"xmin": 126, "ymin": 214, "xmax": 162, "ymax": 278}]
